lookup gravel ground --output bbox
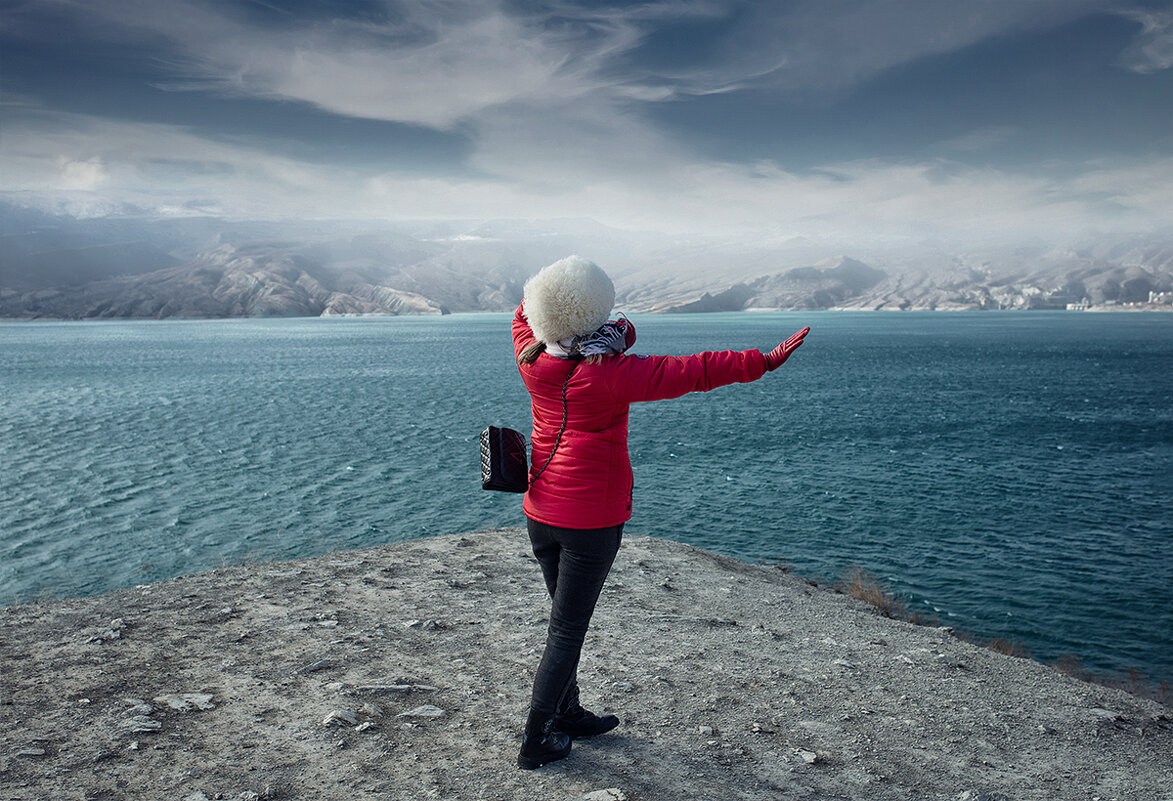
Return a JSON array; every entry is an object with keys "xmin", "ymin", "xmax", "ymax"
[{"xmin": 2, "ymin": 529, "xmax": 1170, "ymax": 801}]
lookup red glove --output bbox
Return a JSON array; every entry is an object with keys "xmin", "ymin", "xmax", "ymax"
[
  {"xmin": 619, "ymin": 318, "xmax": 636, "ymax": 352},
  {"xmin": 762, "ymin": 326, "xmax": 809, "ymax": 371}
]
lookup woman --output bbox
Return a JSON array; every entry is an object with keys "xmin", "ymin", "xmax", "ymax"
[{"xmin": 512, "ymin": 256, "xmax": 809, "ymax": 769}]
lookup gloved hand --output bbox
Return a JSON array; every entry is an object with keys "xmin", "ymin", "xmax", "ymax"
[{"xmin": 762, "ymin": 326, "xmax": 810, "ymax": 371}]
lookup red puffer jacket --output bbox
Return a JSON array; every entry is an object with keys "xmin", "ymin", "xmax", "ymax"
[{"xmin": 513, "ymin": 303, "xmax": 767, "ymax": 529}]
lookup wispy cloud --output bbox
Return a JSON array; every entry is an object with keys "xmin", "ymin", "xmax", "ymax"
[
  {"xmin": 1, "ymin": 0, "xmax": 1169, "ymax": 245},
  {"xmin": 5, "ymin": 107, "xmax": 1168, "ymax": 243},
  {"xmin": 1117, "ymin": 8, "xmax": 1173, "ymax": 72}
]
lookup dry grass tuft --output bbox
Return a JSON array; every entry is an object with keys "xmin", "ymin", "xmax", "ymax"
[
  {"xmin": 1051, "ymin": 654, "xmax": 1172, "ymax": 707},
  {"xmin": 826, "ymin": 566, "xmax": 1170, "ymax": 707},
  {"xmin": 836, "ymin": 566, "xmax": 932, "ymax": 626},
  {"xmin": 984, "ymin": 637, "xmax": 1031, "ymax": 659}
]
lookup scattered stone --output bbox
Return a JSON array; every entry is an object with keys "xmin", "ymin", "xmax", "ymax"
[
  {"xmin": 936, "ymin": 654, "xmax": 964, "ymax": 669},
  {"xmin": 300, "ymin": 659, "xmax": 334, "ymax": 673},
  {"xmin": 353, "ymin": 684, "xmax": 412, "ymax": 695},
  {"xmin": 238, "ymin": 792, "xmax": 260, "ymax": 801},
  {"xmin": 405, "ymin": 619, "xmax": 422, "ymax": 628},
  {"xmin": 14, "ymin": 747, "xmax": 47, "ymax": 757},
  {"xmin": 359, "ymin": 702, "xmax": 383, "ymax": 717},
  {"xmin": 797, "ymin": 749, "xmax": 821, "ymax": 765},
  {"xmin": 324, "ymin": 682, "xmax": 348, "ymax": 692},
  {"xmin": 354, "ymin": 722, "xmax": 376, "ymax": 732},
  {"xmin": 613, "ymin": 681, "xmax": 635, "ymax": 693},
  {"xmin": 124, "ymin": 699, "xmax": 153, "ymax": 716},
  {"xmin": 123, "ymin": 717, "xmax": 162, "ymax": 733},
  {"xmin": 698, "ymin": 725, "xmax": 714, "ymax": 736},
  {"xmin": 1038, "ymin": 724, "xmax": 1057, "ymax": 735},
  {"xmin": 422, "ymin": 619, "xmax": 440, "ymax": 630},
  {"xmin": 85, "ymin": 623, "xmax": 122, "ymax": 644},
  {"xmin": 128, "ymin": 741, "xmax": 139, "ymax": 750},
  {"xmin": 154, "ymin": 693, "xmax": 215, "ymax": 711},
  {"xmin": 834, "ymin": 658, "xmax": 856, "ymax": 669},
  {"xmin": 183, "ymin": 792, "xmax": 210, "ymax": 801},
  {"xmin": 321, "ymin": 709, "xmax": 358, "ymax": 726},
  {"xmin": 583, "ymin": 790, "xmax": 627, "ymax": 801},
  {"xmin": 397, "ymin": 704, "xmax": 445, "ymax": 719}
]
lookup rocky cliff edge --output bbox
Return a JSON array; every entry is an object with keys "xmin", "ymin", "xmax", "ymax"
[{"xmin": 1, "ymin": 530, "xmax": 1169, "ymax": 801}]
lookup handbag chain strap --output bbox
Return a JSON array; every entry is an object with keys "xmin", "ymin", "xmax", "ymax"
[{"xmin": 530, "ymin": 360, "xmax": 578, "ymax": 487}]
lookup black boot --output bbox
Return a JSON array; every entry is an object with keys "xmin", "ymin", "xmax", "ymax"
[
  {"xmin": 554, "ymin": 685, "xmax": 620, "ymax": 739},
  {"xmin": 517, "ymin": 709, "xmax": 572, "ymax": 770}
]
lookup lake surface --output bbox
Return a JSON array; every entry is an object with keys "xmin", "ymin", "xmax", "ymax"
[{"xmin": 2, "ymin": 312, "xmax": 1171, "ymax": 683}]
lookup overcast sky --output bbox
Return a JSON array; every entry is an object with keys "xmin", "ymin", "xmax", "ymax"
[{"xmin": 2, "ymin": 0, "xmax": 1171, "ymax": 243}]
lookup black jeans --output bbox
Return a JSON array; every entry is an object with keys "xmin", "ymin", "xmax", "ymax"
[{"xmin": 527, "ymin": 517, "xmax": 624, "ymax": 715}]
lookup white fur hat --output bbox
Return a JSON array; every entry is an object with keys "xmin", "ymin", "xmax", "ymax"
[{"xmin": 523, "ymin": 256, "xmax": 615, "ymax": 343}]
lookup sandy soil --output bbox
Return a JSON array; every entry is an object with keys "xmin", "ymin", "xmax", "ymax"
[{"xmin": 2, "ymin": 529, "xmax": 1170, "ymax": 801}]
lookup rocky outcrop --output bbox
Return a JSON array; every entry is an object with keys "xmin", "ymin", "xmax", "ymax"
[
  {"xmin": 1, "ymin": 530, "xmax": 1168, "ymax": 800},
  {"xmin": 658, "ymin": 257, "xmax": 888, "ymax": 312}
]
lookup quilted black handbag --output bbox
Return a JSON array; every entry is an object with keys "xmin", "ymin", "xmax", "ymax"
[
  {"xmin": 481, "ymin": 362, "xmax": 577, "ymax": 493},
  {"xmin": 480, "ymin": 426, "xmax": 529, "ymax": 493}
]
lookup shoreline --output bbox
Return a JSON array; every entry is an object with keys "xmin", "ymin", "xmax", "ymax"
[{"xmin": 2, "ymin": 529, "xmax": 1170, "ymax": 800}]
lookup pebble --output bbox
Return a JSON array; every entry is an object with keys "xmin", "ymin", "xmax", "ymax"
[
  {"xmin": 154, "ymin": 693, "xmax": 215, "ymax": 711},
  {"xmin": 124, "ymin": 699, "xmax": 154, "ymax": 716},
  {"xmin": 797, "ymin": 749, "xmax": 820, "ymax": 765},
  {"xmin": 583, "ymin": 790, "xmax": 626, "ymax": 801},
  {"xmin": 397, "ymin": 704, "xmax": 445, "ymax": 718},
  {"xmin": 322, "ymin": 709, "xmax": 359, "ymax": 726},
  {"xmin": 354, "ymin": 684, "xmax": 412, "ymax": 695},
  {"xmin": 359, "ymin": 702, "xmax": 383, "ymax": 717}
]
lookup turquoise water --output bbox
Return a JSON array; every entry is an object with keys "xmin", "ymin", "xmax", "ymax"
[{"xmin": 2, "ymin": 312, "xmax": 1171, "ymax": 683}]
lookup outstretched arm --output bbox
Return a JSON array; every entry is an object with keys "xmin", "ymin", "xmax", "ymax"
[
  {"xmin": 607, "ymin": 325, "xmax": 810, "ymax": 403},
  {"xmin": 762, "ymin": 326, "xmax": 810, "ymax": 371}
]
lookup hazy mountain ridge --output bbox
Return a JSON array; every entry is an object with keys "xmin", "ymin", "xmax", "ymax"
[{"xmin": 1, "ymin": 204, "xmax": 1170, "ymax": 318}]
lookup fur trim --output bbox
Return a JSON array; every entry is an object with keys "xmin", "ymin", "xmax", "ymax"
[{"xmin": 523, "ymin": 256, "xmax": 615, "ymax": 343}]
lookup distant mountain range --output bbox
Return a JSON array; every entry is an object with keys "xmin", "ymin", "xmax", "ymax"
[{"xmin": 2, "ymin": 202, "xmax": 1171, "ymax": 319}]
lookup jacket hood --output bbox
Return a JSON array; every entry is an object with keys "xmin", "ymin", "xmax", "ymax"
[{"xmin": 522, "ymin": 256, "xmax": 615, "ymax": 343}]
